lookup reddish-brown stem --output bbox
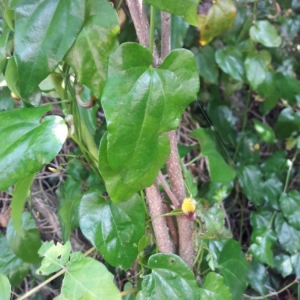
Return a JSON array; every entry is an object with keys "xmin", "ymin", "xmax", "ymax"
[
  {"xmin": 126, "ymin": 0, "xmax": 173, "ymax": 253},
  {"xmin": 163, "ymin": 203, "xmax": 179, "ymax": 251},
  {"xmin": 145, "ymin": 183, "xmax": 174, "ymax": 253},
  {"xmin": 166, "ymin": 131, "xmax": 194, "ymax": 267},
  {"xmin": 158, "ymin": 171, "xmax": 180, "ymax": 208},
  {"xmin": 161, "ymin": 11, "xmax": 194, "ymax": 267}
]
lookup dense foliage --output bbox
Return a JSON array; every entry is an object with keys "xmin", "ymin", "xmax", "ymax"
[{"xmin": 0, "ymin": 0, "xmax": 300, "ymax": 299}]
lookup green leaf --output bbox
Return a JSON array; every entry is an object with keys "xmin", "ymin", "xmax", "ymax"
[
  {"xmin": 5, "ymin": 57, "xmax": 21, "ymax": 99},
  {"xmin": 141, "ymin": 254, "xmax": 200, "ymax": 300},
  {"xmin": 0, "ymin": 274, "xmax": 11, "ymax": 300},
  {"xmin": 199, "ymin": 272, "xmax": 231, "ymax": 300},
  {"xmin": 99, "ymin": 43, "xmax": 199, "ymax": 202},
  {"xmin": 219, "ymin": 239, "xmax": 249, "ymax": 300},
  {"xmin": 193, "ymin": 45, "xmax": 219, "ymax": 84},
  {"xmin": 215, "ymin": 46, "xmax": 245, "ymax": 81},
  {"xmin": 14, "ymin": 0, "xmax": 85, "ymax": 96},
  {"xmin": 250, "ymin": 209, "xmax": 273, "ymax": 228},
  {"xmin": 0, "ymin": 87, "xmax": 15, "ymax": 111},
  {"xmin": 274, "ymin": 213, "xmax": 300, "ymax": 254},
  {"xmin": 144, "ymin": 0, "xmax": 198, "ymax": 26},
  {"xmin": 11, "ymin": 174, "xmax": 35, "ymax": 236},
  {"xmin": 253, "ymin": 119, "xmax": 276, "ymax": 143},
  {"xmin": 250, "ymin": 20, "xmax": 282, "ymax": 47},
  {"xmin": 199, "ymin": 205, "xmax": 232, "ymax": 240},
  {"xmin": 279, "ymin": 190, "xmax": 300, "ymax": 231},
  {"xmin": 261, "ymin": 151, "xmax": 287, "ymax": 177},
  {"xmin": 55, "ymin": 252, "xmax": 121, "ymax": 300},
  {"xmin": 79, "ymin": 192, "xmax": 145, "ymax": 270},
  {"xmin": 37, "ymin": 241, "xmax": 71, "ymax": 276},
  {"xmin": 275, "ymin": 107, "xmax": 300, "ymax": 140},
  {"xmin": 198, "ymin": 0, "xmax": 237, "ymax": 46},
  {"xmin": 245, "ymin": 50, "xmax": 271, "ymax": 89},
  {"xmin": 250, "ymin": 227, "xmax": 276, "ymax": 267},
  {"xmin": 6, "ymin": 212, "xmax": 42, "ymax": 264},
  {"xmin": 238, "ymin": 166, "xmax": 264, "ymax": 206},
  {"xmin": 262, "ymin": 175, "xmax": 282, "ymax": 209},
  {"xmin": 274, "ymin": 254, "xmax": 293, "ymax": 278},
  {"xmin": 247, "ymin": 259, "xmax": 268, "ymax": 295},
  {"xmin": 0, "ymin": 107, "xmax": 68, "ymax": 190},
  {"xmin": 191, "ymin": 128, "xmax": 236, "ymax": 183},
  {"xmin": 0, "ymin": 21, "xmax": 10, "ymax": 73},
  {"xmin": 171, "ymin": 15, "xmax": 190, "ymax": 50},
  {"xmin": 0, "ymin": 233, "xmax": 30, "ymax": 287},
  {"xmin": 274, "ymin": 73, "xmax": 300, "ymax": 104},
  {"xmin": 64, "ymin": 0, "xmax": 119, "ymax": 99},
  {"xmin": 291, "ymin": 252, "xmax": 300, "ymax": 279},
  {"xmin": 57, "ymin": 176, "xmax": 82, "ymax": 242}
]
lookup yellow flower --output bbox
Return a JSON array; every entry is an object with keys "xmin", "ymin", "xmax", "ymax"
[{"xmin": 182, "ymin": 198, "xmax": 196, "ymax": 221}]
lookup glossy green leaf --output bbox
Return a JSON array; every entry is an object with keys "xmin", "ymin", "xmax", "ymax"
[
  {"xmin": 257, "ymin": 72, "xmax": 279, "ymax": 114},
  {"xmin": 99, "ymin": 43, "xmax": 199, "ymax": 202},
  {"xmin": 245, "ymin": 50, "xmax": 271, "ymax": 89},
  {"xmin": 291, "ymin": 252, "xmax": 300, "ymax": 279},
  {"xmin": 247, "ymin": 260, "xmax": 268, "ymax": 295},
  {"xmin": 0, "ymin": 233, "xmax": 30, "ymax": 287},
  {"xmin": 262, "ymin": 175, "xmax": 282, "ymax": 209},
  {"xmin": 14, "ymin": 0, "xmax": 85, "ymax": 96},
  {"xmin": 5, "ymin": 57, "xmax": 21, "ymax": 98},
  {"xmin": 79, "ymin": 192, "xmax": 145, "ymax": 270},
  {"xmin": 253, "ymin": 119, "xmax": 276, "ymax": 143},
  {"xmin": 6, "ymin": 212, "xmax": 42, "ymax": 264},
  {"xmin": 279, "ymin": 190, "xmax": 300, "ymax": 231},
  {"xmin": 0, "ymin": 274, "xmax": 11, "ymax": 300},
  {"xmin": 144, "ymin": 0, "xmax": 198, "ymax": 26},
  {"xmin": 141, "ymin": 254, "xmax": 200, "ymax": 300},
  {"xmin": 261, "ymin": 151, "xmax": 287, "ymax": 177},
  {"xmin": 274, "ymin": 73, "xmax": 300, "ymax": 104},
  {"xmin": 274, "ymin": 254, "xmax": 293, "ymax": 278},
  {"xmin": 199, "ymin": 272, "xmax": 231, "ymax": 300},
  {"xmin": 275, "ymin": 107, "xmax": 300, "ymax": 140},
  {"xmin": 238, "ymin": 166, "xmax": 264, "ymax": 206},
  {"xmin": 198, "ymin": 0, "xmax": 237, "ymax": 45},
  {"xmin": 194, "ymin": 45, "xmax": 219, "ymax": 84},
  {"xmin": 57, "ymin": 176, "xmax": 82, "ymax": 242},
  {"xmin": 215, "ymin": 46, "xmax": 245, "ymax": 81},
  {"xmin": 250, "ymin": 209, "xmax": 273, "ymax": 228},
  {"xmin": 64, "ymin": 0, "xmax": 119, "ymax": 99},
  {"xmin": 191, "ymin": 128, "xmax": 236, "ymax": 183},
  {"xmin": 37, "ymin": 241, "xmax": 71, "ymax": 276},
  {"xmin": 0, "ymin": 107, "xmax": 68, "ymax": 190},
  {"xmin": 250, "ymin": 227, "xmax": 276, "ymax": 267},
  {"xmin": 171, "ymin": 15, "xmax": 189, "ymax": 50},
  {"xmin": 55, "ymin": 252, "xmax": 121, "ymax": 300},
  {"xmin": 250, "ymin": 20, "xmax": 282, "ymax": 47},
  {"xmin": 11, "ymin": 174, "xmax": 34, "ymax": 235},
  {"xmin": 199, "ymin": 205, "xmax": 232, "ymax": 240},
  {"xmin": 0, "ymin": 87, "xmax": 15, "ymax": 111},
  {"xmin": 219, "ymin": 239, "xmax": 249, "ymax": 300},
  {"xmin": 274, "ymin": 213, "xmax": 300, "ymax": 254},
  {"xmin": 0, "ymin": 21, "xmax": 10, "ymax": 73}
]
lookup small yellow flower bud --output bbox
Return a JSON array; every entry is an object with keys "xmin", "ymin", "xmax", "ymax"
[{"xmin": 182, "ymin": 198, "xmax": 196, "ymax": 221}]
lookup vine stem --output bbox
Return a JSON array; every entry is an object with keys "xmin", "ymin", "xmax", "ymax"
[
  {"xmin": 126, "ymin": 0, "xmax": 173, "ymax": 253},
  {"xmin": 284, "ymin": 150, "xmax": 299, "ymax": 193},
  {"xmin": 243, "ymin": 279, "xmax": 298, "ymax": 299}
]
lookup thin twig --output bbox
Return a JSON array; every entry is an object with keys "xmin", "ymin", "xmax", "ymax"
[
  {"xmin": 158, "ymin": 171, "xmax": 180, "ymax": 208},
  {"xmin": 243, "ymin": 279, "xmax": 298, "ymax": 299}
]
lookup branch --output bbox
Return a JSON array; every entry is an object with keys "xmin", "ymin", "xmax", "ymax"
[
  {"xmin": 158, "ymin": 171, "xmax": 180, "ymax": 208},
  {"xmin": 161, "ymin": 11, "xmax": 194, "ymax": 268},
  {"xmin": 166, "ymin": 131, "xmax": 194, "ymax": 267},
  {"xmin": 126, "ymin": 0, "xmax": 159, "ymax": 64},
  {"xmin": 145, "ymin": 183, "xmax": 174, "ymax": 253}
]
